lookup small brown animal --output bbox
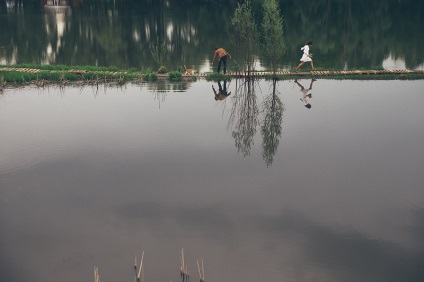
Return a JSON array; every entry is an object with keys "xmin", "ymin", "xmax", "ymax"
[{"xmin": 184, "ymin": 65, "xmax": 197, "ymax": 75}]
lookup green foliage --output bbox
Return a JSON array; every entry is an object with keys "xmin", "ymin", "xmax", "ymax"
[
  {"xmin": 142, "ymin": 68, "xmax": 152, "ymax": 74},
  {"xmin": 148, "ymin": 72, "xmax": 158, "ymax": 81},
  {"xmin": 151, "ymin": 37, "xmax": 168, "ymax": 66},
  {"xmin": 205, "ymin": 73, "xmax": 232, "ymax": 82},
  {"xmin": 176, "ymin": 65, "xmax": 185, "ymax": 73},
  {"xmin": 138, "ymin": 68, "xmax": 157, "ymax": 80},
  {"xmin": 158, "ymin": 66, "xmax": 168, "ymax": 74},
  {"xmin": 0, "ymin": 68, "xmax": 135, "ymax": 84},
  {"xmin": 0, "ymin": 64, "xmax": 121, "ymax": 72},
  {"xmin": 168, "ymin": 71, "xmax": 183, "ymax": 81},
  {"xmin": 140, "ymin": 70, "xmax": 158, "ymax": 81},
  {"xmin": 1, "ymin": 65, "xmax": 423, "ymax": 86},
  {"xmin": 2, "ymin": 1, "xmax": 424, "ymax": 71},
  {"xmin": 261, "ymin": 0, "xmax": 285, "ymax": 74},
  {"xmin": 0, "ymin": 71, "xmax": 35, "ymax": 83},
  {"xmin": 231, "ymin": 0, "xmax": 259, "ymax": 73}
]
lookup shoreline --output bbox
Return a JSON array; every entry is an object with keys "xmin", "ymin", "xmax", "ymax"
[{"xmin": 1, "ymin": 65, "xmax": 424, "ymax": 87}]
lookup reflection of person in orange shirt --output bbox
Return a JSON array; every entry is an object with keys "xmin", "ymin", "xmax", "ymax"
[
  {"xmin": 212, "ymin": 81, "xmax": 231, "ymax": 101},
  {"xmin": 212, "ymin": 48, "xmax": 231, "ymax": 74}
]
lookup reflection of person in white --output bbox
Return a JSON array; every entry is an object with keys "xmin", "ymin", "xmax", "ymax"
[
  {"xmin": 294, "ymin": 79, "xmax": 316, "ymax": 109},
  {"xmin": 295, "ymin": 41, "xmax": 315, "ymax": 71}
]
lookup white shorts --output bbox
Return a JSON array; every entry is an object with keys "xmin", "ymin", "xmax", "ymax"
[{"xmin": 300, "ymin": 54, "xmax": 312, "ymax": 62}]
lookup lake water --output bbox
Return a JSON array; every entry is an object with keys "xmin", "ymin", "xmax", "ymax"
[
  {"xmin": 1, "ymin": 78, "xmax": 424, "ymax": 282},
  {"xmin": 2, "ymin": 0, "xmax": 424, "ymax": 281}
]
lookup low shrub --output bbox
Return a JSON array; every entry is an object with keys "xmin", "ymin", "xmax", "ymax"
[
  {"xmin": 140, "ymin": 71, "xmax": 158, "ymax": 81},
  {"xmin": 176, "ymin": 65, "xmax": 185, "ymax": 73},
  {"xmin": 168, "ymin": 71, "xmax": 182, "ymax": 81},
  {"xmin": 205, "ymin": 73, "xmax": 231, "ymax": 82},
  {"xmin": 148, "ymin": 72, "xmax": 158, "ymax": 81},
  {"xmin": 158, "ymin": 66, "xmax": 167, "ymax": 74}
]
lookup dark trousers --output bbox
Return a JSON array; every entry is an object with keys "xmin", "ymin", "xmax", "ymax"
[
  {"xmin": 218, "ymin": 81, "xmax": 229, "ymax": 96},
  {"xmin": 217, "ymin": 55, "xmax": 228, "ymax": 74}
]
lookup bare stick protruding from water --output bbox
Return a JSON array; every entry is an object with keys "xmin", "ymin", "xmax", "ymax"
[
  {"xmin": 201, "ymin": 259, "xmax": 205, "ymax": 282},
  {"xmin": 196, "ymin": 259, "xmax": 205, "ymax": 282},
  {"xmin": 186, "ymin": 265, "xmax": 190, "ymax": 281},
  {"xmin": 134, "ymin": 255, "xmax": 138, "ymax": 282},
  {"xmin": 134, "ymin": 251, "xmax": 145, "ymax": 282},
  {"xmin": 181, "ymin": 248, "xmax": 185, "ymax": 277},
  {"xmin": 94, "ymin": 266, "xmax": 100, "ymax": 282},
  {"xmin": 137, "ymin": 251, "xmax": 144, "ymax": 281},
  {"xmin": 181, "ymin": 248, "xmax": 191, "ymax": 281}
]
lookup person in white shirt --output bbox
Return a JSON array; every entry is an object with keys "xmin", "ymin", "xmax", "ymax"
[{"xmin": 295, "ymin": 41, "xmax": 315, "ymax": 71}]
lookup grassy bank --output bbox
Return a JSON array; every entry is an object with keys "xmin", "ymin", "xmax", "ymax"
[
  {"xmin": 1, "ymin": 64, "xmax": 424, "ymax": 87},
  {"xmin": 0, "ymin": 64, "xmax": 157, "ymax": 85}
]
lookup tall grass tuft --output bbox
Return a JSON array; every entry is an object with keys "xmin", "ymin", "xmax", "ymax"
[
  {"xmin": 205, "ymin": 73, "xmax": 232, "ymax": 82},
  {"xmin": 168, "ymin": 71, "xmax": 183, "ymax": 81}
]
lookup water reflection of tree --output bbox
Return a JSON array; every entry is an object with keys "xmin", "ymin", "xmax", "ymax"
[
  {"xmin": 261, "ymin": 79, "xmax": 283, "ymax": 167},
  {"xmin": 227, "ymin": 78, "xmax": 284, "ymax": 166},
  {"xmin": 228, "ymin": 78, "xmax": 259, "ymax": 157}
]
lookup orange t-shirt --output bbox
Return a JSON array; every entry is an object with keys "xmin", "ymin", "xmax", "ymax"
[{"xmin": 212, "ymin": 48, "xmax": 231, "ymax": 62}]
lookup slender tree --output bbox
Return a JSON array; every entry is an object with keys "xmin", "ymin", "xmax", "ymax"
[
  {"xmin": 231, "ymin": 0, "xmax": 259, "ymax": 74},
  {"xmin": 261, "ymin": 0, "xmax": 285, "ymax": 75}
]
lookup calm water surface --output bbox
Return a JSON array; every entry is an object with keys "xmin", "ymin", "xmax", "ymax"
[{"xmin": 1, "ymin": 79, "xmax": 424, "ymax": 282}]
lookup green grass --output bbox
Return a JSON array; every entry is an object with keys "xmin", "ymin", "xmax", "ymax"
[
  {"xmin": 205, "ymin": 73, "xmax": 232, "ymax": 81},
  {"xmin": 0, "ymin": 64, "xmax": 161, "ymax": 83},
  {"xmin": 1, "ymin": 64, "xmax": 423, "ymax": 86},
  {"xmin": 168, "ymin": 71, "xmax": 183, "ymax": 81},
  {"xmin": 0, "ymin": 64, "xmax": 121, "ymax": 72},
  {"xmin": 274, "ymin": 73, "xmax": 424, "ymax": 81}
]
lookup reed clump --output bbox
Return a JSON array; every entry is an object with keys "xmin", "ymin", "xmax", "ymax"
[
  {"xmin": 1, "ymin": 64, "xmax": 424, "ymax": 87},
  {"xmin": 168, "ymin": 71, "xmax": 183, "ymax": 81},
  {"xmin": 0, "ymin": 64, "xmax": 165, "ymax": 85},
  {"xmin": 93, "ymin": 248, "xmax": 208, "ymax": 282},
  {"xmin": 205, "ymin": 73, "xmax": 232, "ymax": 82}
]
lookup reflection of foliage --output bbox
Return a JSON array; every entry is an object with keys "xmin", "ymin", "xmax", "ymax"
[
  {"xmin": 93, "ymin": 22, "xmax": 127, "ymax": 54},
  {"xmin": 261, "ymin": 0, "xmax": 285, "ymax": 74},
  {"xmin": 282, "ymin": 0, "xmax": 424, "ymax": 69},
  {"xmin": 225, "ymin": 78, "xmax": 284, "ymax": 165},
  {"xmin": 261, "ymin": 79, "xmax": 284, "ymax": 167},
  {"xmin": 151, "ymin": 37, "xmax": 168, "ymax": 66},
  {"xmin": 231, "ymin": 0, "xmax": 259, "ymax": 74},
  {"xmin": 229, "ymin": 78, "xmax": 259, "ymax": 157},
  {"xmin": 1, "ymin": 0, "xmax": 423, "ymax": 70}
]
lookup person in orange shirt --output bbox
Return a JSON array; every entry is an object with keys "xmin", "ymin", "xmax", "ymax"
[
  {"xmin": 212, "ymin": 81, "xmax": 231, "ymax": 101},
  {"xmin": 212, "ymin": 47, "xmax": 231, "ymax": 74}
]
